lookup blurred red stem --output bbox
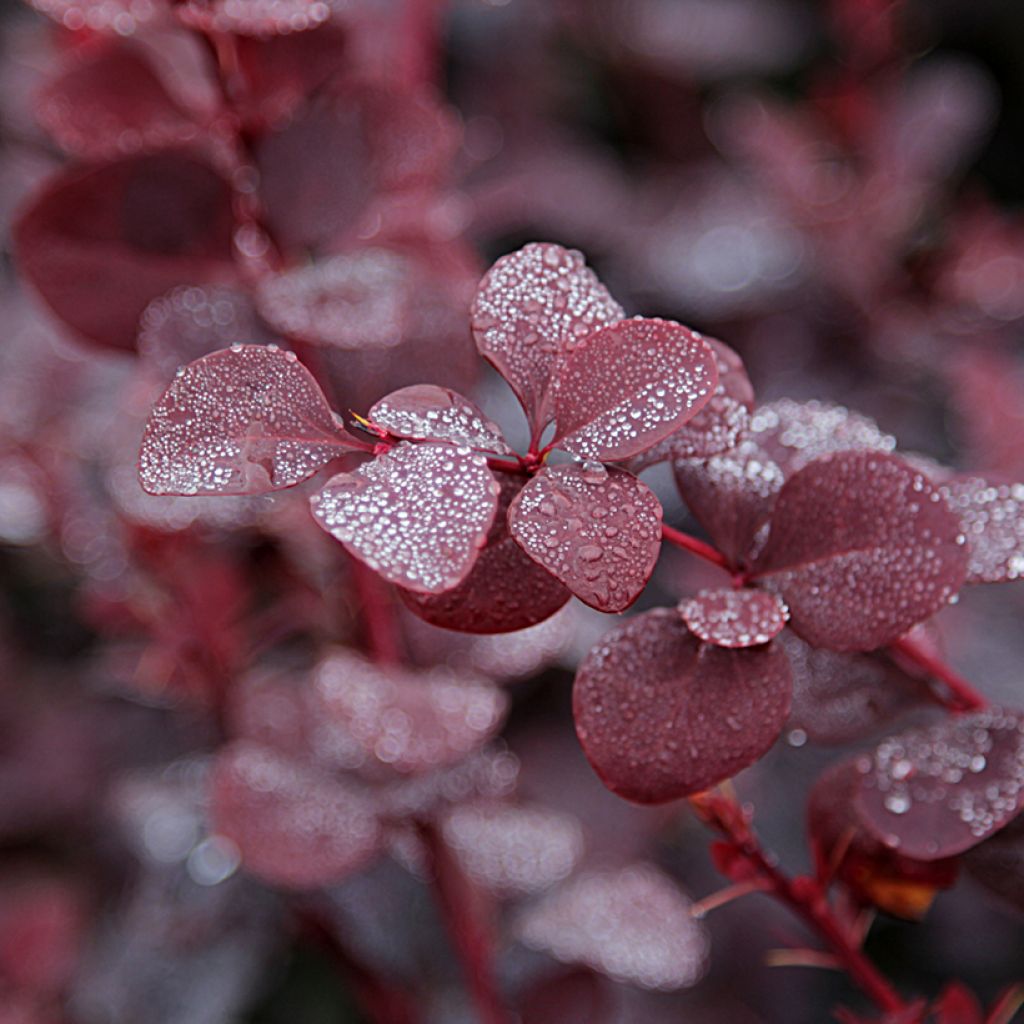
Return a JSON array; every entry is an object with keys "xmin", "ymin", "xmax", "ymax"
[
  {"xmin": 349, "ymin": 556, "xmax": 402, "ymax": 665},
  {"xmin": 691, "ymin": 792, "xmax": 908, "ymax": 1016},
  {"xmin": 417, "ymin": 821, "xmax": 512, "ymax": 1024},
  {"xmin": 661, "ymin": 524, "xmax": 732, "ymax": 572},
  {"xmin": 888, "ymin": 636, "xmax": 987, "ymax": 712}
]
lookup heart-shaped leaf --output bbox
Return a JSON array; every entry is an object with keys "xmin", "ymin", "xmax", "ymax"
[
  {"xmin": 470, "ymin": 243, "xmax": 624, "ymax": 433},
  {"xmin": 310, "ymin": 442, "xmax": 500, "ymax": 593},
  {"xmin": 752, "ymin": 452, "xmax": 969, "ymax": 651},
  {"xmin": 552, "ymin": 318, "xmax": 718, "ymax": 462},
  {"xmin": 573, "ymin": 609, "xmax": 792, "ymax": 803},
  {"xmin": 515, "ymin": 864, "xmax": 709, "ymax": 991},
  {"xmin": 369, "ymin": 385, "xmax": 512, "ymax": 455},
  {"xmin": 855, "ymin": 708, "xmax": 1024, "ymax": 859},
  {"xmin": 679, "ymin": 588, "xmax": 788, "ymax": 648},
  {"xmin": 509, "ymin": 464, "xmax": 662, "ymax": 613},
  {"xmin": 400, "ymin": 471, "xmax": 571, "ymax": 633},
  {"xmin": 939, "ymin": 476, "xmax": 1024, "ymax": 584},
  {"xmin": 313, "ymin": 650, "xmax": 507, "ymax": 775},
  {"xmin": 139, "ymin": 345, "xmax": 357, "ymax": 495},
  {"xmin": 627, "ymin": 338, "xmax": 754, "ymax": 469},
  {"xmin": 14, "ymin": 152, "xmax": 236, "ymax": 351},
  {"xmin": 211, "ymin": 742, "xmax": 382, "ymax": 889}
]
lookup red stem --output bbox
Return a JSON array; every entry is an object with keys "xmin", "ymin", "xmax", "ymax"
[
  {"xmin": 349, "ymin": 555, "xmax": 403, "ymax": 665},
  {"xmin": 888, "ymin": 635, "xmax": 988, "ymax": 713},
  {"xmin": 661, "ymin": 524, "xmax": 733, "ymax": 572},
  {"xmin": 417, "ymin": 822, "xmax": 512, "ymax": 1024},
  {"xmin": 691, "ymin": 792, "xmax": 908, "ymax": 1017}
]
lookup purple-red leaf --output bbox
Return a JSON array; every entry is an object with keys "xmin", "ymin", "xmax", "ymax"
[
  {"xmin": 962, "ymin": 813, "xmax": 1024, "ymax": 915},
  {"xmin": 139, "ymin": 344, "xmax": 355, "ymax": 496},
  {"xmin": 552, "ymin": 318, "xmax": 718, "ymax": 462},
  {"xmin": 440, "ymin": 800, "xmax": 585, "ymax": 896},
  {"xmin": 573, "ymin": 609, "xmax": 792, "ymax": 803},
  {"xmin": 508, "ymin": 464, "xmax": 662, "ymax": 613},
  {"xmin": 27, "ymin": 0, "xmax": 162, "ymax": 32},
  {"xmin": 470, "ymin": 243, "xmax": 624, "ymax": 433},
  {"xmin": 855, "ymin": 708, "xmax": 1024, "ymax": 859},
  {"xmin": 752, "ymin": 452, "xmax": 969, "ymax": 652},
  {"xmin": 310, "ymin": 442, "xmax": 500, "ymax": 593},
  {"xmin": 939, "ymin": 477, "xmax": 1024, "ymax": 584},
  {"xmin": 177, "ymin": 0, "xmax": 329, "ymax": 37},
  {"xmin": 369, "ymin": 385, "xmax": 512, "ymax": 455},
  {"xmin": 399, "ymin": 471, "xmax": 571, "ymax": 633},
  {"xmin": 313, "ymin": 650, "xmax": 507, "ymax": 775},
  {"xmin": 14, "ymin": 153, "xmax": 236, "ymax": 351},
  {"xmin": 628, "ymin": 337, "xmax": 754, "ymax": 469},
  {"xmin": 211, "ymin": 741, "xmax": 382, "ymax": 889},
  {"xmin": 679, "ymin": 588, "xmax": 788, "ymax": 648},
  {"xmin": 515, "ymin": 864, "xmax": 709, "ymax": 991}
]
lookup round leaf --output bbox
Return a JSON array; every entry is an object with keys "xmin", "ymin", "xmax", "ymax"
[
  {"xmin": 139, "ymin": 344, "xmax": 356, "ymax": 496},
  {"xmin": 508, "ymin": 464, "xmax": 662, "ymax": 613},
  {"xmin": 855, "ymin": 708, "xmax": 1024, "ymax": 859},
  {"xmin": 310, "ymin": 442, "xmax": 500, "ymax": 593},
  {"xmin": 679, "ymin": 588, "xmax": 788, "ymax": 648},
  {"xmin": 552, "ymin": 318, "xmax": 718, "ymax": 462},
  {"xmin": 573, "ymin": 609, "xmax": 792, "ymax": 803},
  {"xmin": 939, "ymin": 476, "xmax": 1024, "ymax": 584},
  {"xmin": 752, "ymin": 452, "xmax": 969, "ymax": 652}
]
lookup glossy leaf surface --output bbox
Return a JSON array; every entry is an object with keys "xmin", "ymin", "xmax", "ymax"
[
  {"xmin": 753, "ymin": 452, "xmax": 969, "ymax": 651},
  {"xmin": 856, "ymin": 708, "xmax": 1024, "ymax": 859},
  {"xmin": 679, "ymin": 588, "xmax": 788, "ymax": 648},
  {"xmin": 515, "ymin": 864, "xmax": 709, "ymax": 991},
  {"xmin": 139, "ymin": 345, "xmax": 355, "ymax": 495},
  {"xmin": 470, "ymin": 243, "xmax": 624, "ymax": 432},
  {"xmin": 211, "ymin": 742, "xmax": 381, "ymax": 889},
  {"xmin": 574, "ymin": 610, "xmax": 792, "ymax": 803},
  {"xmin": 552, "ymin": 318, "xmax": 717, "ymax": 462},
  {"xmin": 28, "ymin": 0, "xmax": 162, "ymax": 32},
  {"xmin": 509, "ymin": 464, "xmax": 662, "ymax": 613},
  {"xmin": 311, "ymin": 442, "xmax": 500, "ymax": 593},
  {"xmin": 178, "ymin": 0, "xmax": 329, "ymax": 37}
]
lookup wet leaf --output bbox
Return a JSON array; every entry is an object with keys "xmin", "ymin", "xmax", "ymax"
[
  {"xmin": 515, "ymin": 864, "xmax": 709, "ymax": 991},
  {"xmin": 855, "ymin": 708, "xmax": 1024, "ymax": 859},
  {"xmin": 14, "ymin": 153, "xmax": 236, "ymax": 350},
  {"xmin": 313, "ymin": 650, "xmax": 507, "ymax": 775},
  {"xmin": 440, "ymin": 800, "xmax": 585, "ymax": 896},
  {"xmin": 369, "ymin": 385, "xmax": 512, "ymax": 455},
  {"xmin": 310, "ymin": 442, "xmax": 500, "ymax": 593},
  {"xmin": 552, "ymin": 318, "xmax": 717, "ymax": 462},
  {"xmin": 211, "ymin": 742, "xmax": 382, "ymax": 889},
  {"xmin": 139, "ymin": 345, "xmax": 356, "ymax": 495},
  {"xmin": 27, "ymin": 0, "xmax": 162, "ymax": 33},
  {"xmin": 509, "ymin": 464, "xmax": 662, "ymax": 613},
  {"xmin": 679, "ymin": 588, "xmax": 788, "ymax": 648},
  {"xmin": 177, "ymin": 0, "xmax": 330, "ymax": 37},
  {"xmin": 400, "ymin": 472, "xmax": 571, "ymax": 633},
  {"xmin": 962, "ymin": 813, "xmax": 1024, "ymax": 915},
  {"xmin": 573, "ymin": 609, "xmax": 792, "ymax": 803},
  {"xmin": 939, "ymin": 477, "xmax": 1024, "ymax": 584},
  {"xmin": 752, "ymin": 452, "xmax": 969, "ymax": 651},
  {"xmin": 470, "ymin": 242, "xmax": 624, "ymax": 433}
]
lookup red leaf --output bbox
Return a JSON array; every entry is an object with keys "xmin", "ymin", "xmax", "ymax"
[
  {"xmin": 27, "ymin": 0, "xmax": 163, "ymax": 33},
  {"xmin": 551, "ymin": 318, "xmax": 718, "ymax": 462},
  {"xmin": 508, "ymin": 464, "xmax": 662, "ymax": 613},
  {"xmin": 139, "ymin": 344, "xmax": 356, "ymax": 495},
  {"xmin": 931, "ymin": 982, "xmax": 986, "ymax": 1024},
  {"xmin": 211, "ymin": 741, "xmax": 382, "ymax": 889},
  {"xmin": 35, "ymin": 45, "xmax": 200, "ymax": 160},
  {"xmin": 752, "ymin": 452, "xmax": 969, "ymax": 651},
  {"xmin": 310, "ymin": 442, "xmax": 500, "ymax": 593},
  {"xmin": 963, "ymin": 812, "xmax": 1024, "ymax": 915},
  {"xmin": 369, "ymin": 385, "xmax": 512, "ymax": 455},
  {"xmin": 177, "ymin": 0, "xmax": 330, "ymax": 37},
  {"xmin": 679, "ymin": 587, "xmax": 788, "ymax": 648},
  {"xmin": 515, "ymin": 864, "xmax": 709, "ymax": 991},
  {"xmin": 399, "ymin": 471, "xmax": 571, "ymax": 633},
  {"xmin": 628, "ymin": 337, "xmax": 754, "ymax": 469},
  {"xmin": 14, "ymin": 152, "xmax": 236, "ymax": 350},
  {"xmin": 939, "ymin": 476, "xmax": 1024, "ymax": 584},
  {"xmin": 573, "ymin": 609, "xmax": 792, "ymax": 803},
  {"xmin": 314, "ymin": 649, "xmax": 507, "ymax": 775},
  {"xmin": 855, "ymin": 707, "xmax": 1024, "ymax": 859},
  {"xmin": 470, "ymin": 242, "xmax": 624, "ymax": 433}
]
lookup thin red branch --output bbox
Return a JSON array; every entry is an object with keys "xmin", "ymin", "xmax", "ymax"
[
  {"xmin": 690, "ymin": 791, "xmax": 908, "ymax": 1017},
  {"xmin": 888, "ymin": 635, "xmax": 988, "ymax": 713},
  {"xmin": 661, "ymin": 524, "xmax": 733, "ymax": 572}
]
